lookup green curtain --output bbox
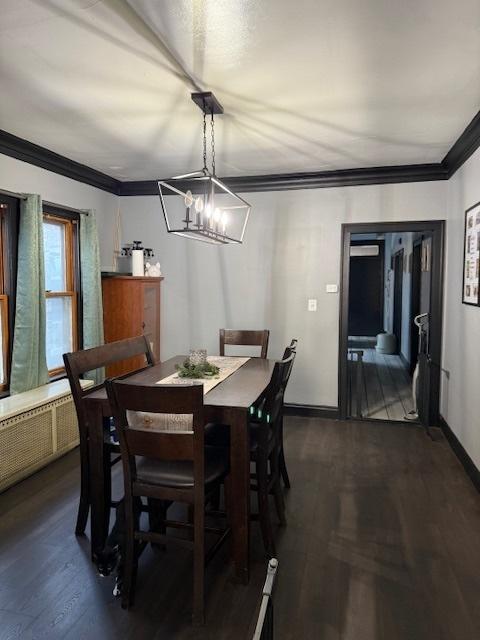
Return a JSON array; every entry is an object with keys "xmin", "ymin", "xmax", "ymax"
[
  {"xmin": 10, "ymin": 194, "xmax": 48, "ymax": 394},
  {"xmin": 80, "ymin": 210, "xmax": 105, "ymax": 383}
]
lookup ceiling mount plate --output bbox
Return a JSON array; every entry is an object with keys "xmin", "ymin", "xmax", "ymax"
[{"xmin": 191, "ymin": 91, "xmax": 224, "ymax": 115}]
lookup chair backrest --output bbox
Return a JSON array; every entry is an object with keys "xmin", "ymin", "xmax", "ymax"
[
  {"xmin": 281, "ymin": 339, "xmax": 298, "ymax": 391},
  {"xmin": 219, "ymin": 329, "xmax": 270, "ymax": 359},
  {"xmin": 63, "ymin": 336, "xmax": 155, "ymax": 427},
  {"xmin": 105, "ymin": 380, "xmax": 205, "ymax": 489},
  {"xmin": 262, "ymin": 353, "xmax": 295, "ymax": 429}
]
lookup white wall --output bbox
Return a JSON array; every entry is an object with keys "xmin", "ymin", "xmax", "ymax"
[
  {"xmin": 118, "ymin": 181, "xmax": 447, "ymax": 407},
  {"xmin": 0, "ymin": 154, "xmax": 118, "ymax": 270},
  {"xmin": 443, "ymin": 147, "xmax": 480, "ymax": 468},
  {"xmin": 384, "ymin": 231, "xmax": 417, "ymax": 363}
]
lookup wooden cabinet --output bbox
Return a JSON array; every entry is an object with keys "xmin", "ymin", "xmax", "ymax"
[{"xmin": 101, "ymin": 276, "xmax": 163, "ymax": 377}]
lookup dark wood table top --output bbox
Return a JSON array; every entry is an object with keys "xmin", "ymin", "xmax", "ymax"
[{"xmin": 83, "ymin": 355, "xmax": 275, "ymax": 411}]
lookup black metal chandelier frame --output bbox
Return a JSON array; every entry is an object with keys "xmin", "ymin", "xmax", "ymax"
[{"xmin": 158, "ymin": 92, "xmax": 251, "ymax": 245}]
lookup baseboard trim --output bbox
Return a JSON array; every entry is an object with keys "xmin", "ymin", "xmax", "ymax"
[
  {"xmin": 439, "ymin": 415, "xmax": 480, "ymax": 493},
  {"xmin": 284, "ymin": 403, "xmax": 339, "ymax": 419}
]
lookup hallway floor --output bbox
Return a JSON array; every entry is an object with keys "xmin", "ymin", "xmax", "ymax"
[
  {"xmin": 348, "ymin": 337, "xmax": 414, "ymax": 421},
  {"xmin": 1, "ymin": 417, "xmax": 480, "ymax": 639}
]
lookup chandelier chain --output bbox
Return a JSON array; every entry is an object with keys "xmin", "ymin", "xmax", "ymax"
[
  {"xmin": 211, "ymin": 110, "xmax": 216, "ymax": 176},
  {"xmin": 202, "ymin": 107, "xmax": 208, "ymax": 172}
]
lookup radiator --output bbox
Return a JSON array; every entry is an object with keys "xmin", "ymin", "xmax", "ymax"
[{"xmin": 0, "ymin": 380, "xmax": 90, "ymax": 492}]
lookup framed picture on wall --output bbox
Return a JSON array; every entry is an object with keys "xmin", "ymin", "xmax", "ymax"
[{"xmin": 462, "ymin": 201, "xmax": 480, "ymax": 306}]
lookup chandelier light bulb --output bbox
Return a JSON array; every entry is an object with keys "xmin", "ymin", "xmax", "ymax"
[
  {"xmin": 184, "ymin": 190, "xmax": 194, "ymax": 208},
  {"xmin": 214, "ymin": 208, "xmax": 221, "ymax": 222},
  {"xmin": 205, "ymin": 202, "xmax": 212, "ymax": 218},
  {"xmin": 195, "ymin": 196, "xmax": 204, "ymax": 212}
]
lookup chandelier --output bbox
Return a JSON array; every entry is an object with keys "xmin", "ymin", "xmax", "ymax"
[{"xmin": 158, "ymin": 92, "xmax": 251, "ymax": 245}]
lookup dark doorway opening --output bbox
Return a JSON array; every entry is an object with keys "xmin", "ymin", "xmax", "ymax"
[
  {"xmin": 348, "ymin": 240, "xmax": 384, "ymax": 337},
  {"xmin": 339, "ymin": 221, "xmax": 445, "ymax": 426}
]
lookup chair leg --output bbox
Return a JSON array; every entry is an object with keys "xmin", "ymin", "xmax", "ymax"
[
  {"xmin": 279, "ymin": 445, "xmax": 291, "ymax": 489},
  {"xmin": 103, "ymin": 440, "xmax": 113, "ymax": 540},
  {"xmin": 187, "ymin": 504, "xmax": 195, "ymax": 541},
  {"xmin": 148, "ymin": 498, "xmax": 167, "ymax": 550},
  {"xmin": 223, "ymin": 475, "xmax": 233, "ymax": 532},
  {"xmin": 192, "ymin": 502, "xmax": 205, "ymax": 625},
  {"xmin": 121, "ymin": 495, "xmax": 137, "ymax": 610},
  {"xmin": 256, "ymin": 456, "xmax": 276, "ymax": 557},
  {"xmin": 75, "ymin": 438, "xmax": 90, "ymax": 535},
  {"xmin": 210, "ymin": 485, "xmax": 221, "ymax": 511},
  {"xmin": 270, "ymin": 452, "xmax": 287, "ymax": 527}
]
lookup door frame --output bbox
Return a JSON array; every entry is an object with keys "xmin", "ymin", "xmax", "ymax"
[
  {"xmin": 409, "ymin": 237, "xmax": 424, "ymax": 375},
  {"xmin": 392, "ymin": 248, "xmax": 404, "ymax": 355},
  {"xmin": 339, "ymin": 220, "xmax": 445, "ymax": 423}
]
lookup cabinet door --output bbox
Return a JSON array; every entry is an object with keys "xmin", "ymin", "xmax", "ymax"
[
  {"xmin": 142, "ymin": 282, "xmax": 160, "ymax": 360},
  {"xmin": 103, "ymin": 280, "xmax": 145, "ymax": 377}
]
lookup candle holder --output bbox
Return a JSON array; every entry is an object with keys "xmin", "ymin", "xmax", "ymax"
[{"xmin": 189, "ymin": 349, "xmax": 207, "ymax": 366}]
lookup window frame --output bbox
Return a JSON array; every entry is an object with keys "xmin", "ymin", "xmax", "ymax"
[{"xmin": 43, "ymin": 206, "xmax": 81, "ymax": 377}]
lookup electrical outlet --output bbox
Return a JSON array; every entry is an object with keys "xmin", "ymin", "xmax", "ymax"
[
  {"xmin": 308, "ymin": 299, "xmax": 317, "ymax": 311},
  {"xmin": 326, "ymin": 284, "xmax": 338, "ymax": 293}
]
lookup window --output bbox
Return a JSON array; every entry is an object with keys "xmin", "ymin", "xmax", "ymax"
[
  {"xmin": 0, "ymin": 196, "xmax": 19, "ymax": 393},
  {"xmin": 43, "ymin": 211, "xmax": 80, "ymax": 375}
]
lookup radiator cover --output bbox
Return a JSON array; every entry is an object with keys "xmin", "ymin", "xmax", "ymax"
[{"xmin": 0, "ymin": 393, "xmax": 79, "ymax": 492}]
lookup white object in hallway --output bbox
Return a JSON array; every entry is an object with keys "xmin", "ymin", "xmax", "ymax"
[
  {"xmin": 308, "ymin": 299, "xmax": 317, "ymax": 311},
  {"xmin": 376, "ymin": 333, "xmax": 396, "ymax": 354}
]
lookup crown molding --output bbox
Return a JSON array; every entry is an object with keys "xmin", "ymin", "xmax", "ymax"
[
  {"xmin": 0, "ymin": 129, "xmax": 121, "ymax": 194},
  {"xmin": 1, "ymin": 109, "xmax": 480, "ymax": 196},
  {"xmin": 119, "ymin": 163, "xmax": 448, "ymax": 196},
  {"xmin": 442, "ymin": 109, "xmax": 480, "ymax": 178}
]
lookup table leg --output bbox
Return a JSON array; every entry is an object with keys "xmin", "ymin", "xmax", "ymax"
[
  {"xmin": 226, "ymin": 407, "xmax": 250, "ymax": 584},
  {"xmin": 87, "ymin": 405, "xmax": 111, "ymax": 558}
]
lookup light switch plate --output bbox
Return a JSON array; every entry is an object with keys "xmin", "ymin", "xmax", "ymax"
[
  {"xmin": 326, "ymin": 284, "xmax": 338, "ymax": 293},
  {"xmin": 308, "ymin": 299, "xmax": 317, "ymax": 311}
]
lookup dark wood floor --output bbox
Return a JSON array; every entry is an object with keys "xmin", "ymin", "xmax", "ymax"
[
  {"xmin": 348, "ymin": 337, "xmax": 413, "ymax": 421},
  {"xmin": 1, "ymin": 417, "xmax": 480, "ymax": 639}
]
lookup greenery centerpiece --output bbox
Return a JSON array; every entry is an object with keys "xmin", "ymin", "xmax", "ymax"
[{"xmin": 176, "ymin": 353, "xmax": 220, "ymax": 379}]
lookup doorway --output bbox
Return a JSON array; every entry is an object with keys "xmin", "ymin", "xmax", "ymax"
[{"xmin": 339, "ymin": 221, "xmax": 444, "ymax": 426}]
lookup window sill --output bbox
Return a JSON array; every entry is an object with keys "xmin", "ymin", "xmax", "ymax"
[{"xmin": 0, "ymin": 374, "xmax": 68, "ymax": 400}]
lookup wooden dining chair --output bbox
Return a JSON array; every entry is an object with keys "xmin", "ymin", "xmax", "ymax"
[
  {"xmin": 105, "ymin": 379, "xmax": 231, "ymax": 624},
  {"xmin": 204, "ymin": 352, "xmax": 293, "ymax": 555},
  {"xmin": 247, "ymin": 338, "xmax": 298, "ymax": 489},
  {"xmin": 219, "ymin": 329, "xmax": 270, "ymax": 359},
  {"xmin": 63, "ymin": 336, "xmax": 155, "ymax": 536},
  {"xmin": 250, "ymin": 353, "xmax": 295, "ymax": 556},
  {"xmin": 278, "ymin": 339, "xmax": 298, "ymax": 489}
]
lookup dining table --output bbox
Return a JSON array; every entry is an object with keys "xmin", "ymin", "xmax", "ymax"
[{"xmin": 83, "ymin": 354, "xmax": 275, "ymax": 584}]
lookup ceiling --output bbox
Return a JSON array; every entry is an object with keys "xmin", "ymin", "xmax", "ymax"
[{"xmin": 1, "ymin": 0, "xmax": 479, "ymax": 181}]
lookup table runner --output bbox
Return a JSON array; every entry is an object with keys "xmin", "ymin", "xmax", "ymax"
[
  {"xmin": 156, "ymin": 356, "xmax": 250, "ymax": 393},
  {"xmin": 127, "ymin": 356, "xmax": 250, "ymax": 432}
]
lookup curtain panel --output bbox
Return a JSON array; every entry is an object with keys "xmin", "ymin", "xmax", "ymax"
[
  {"xmin": 10, "ymin": 194, "xmax": 48, "ymax": 394},
  {"xmin": 80, "ymin": 210, "xmax": 105, "ymax": 383}
]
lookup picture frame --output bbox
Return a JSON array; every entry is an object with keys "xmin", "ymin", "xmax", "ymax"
[{"xmin": 462, "ymin": 201, "xmax": 480, "ymax": 306}]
